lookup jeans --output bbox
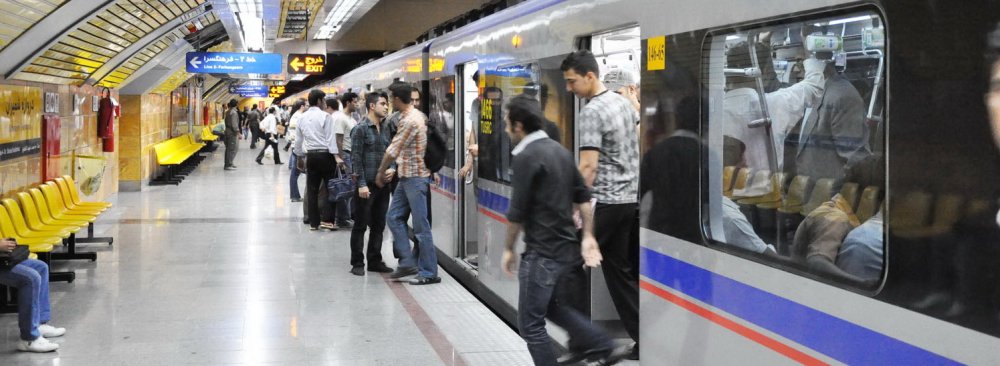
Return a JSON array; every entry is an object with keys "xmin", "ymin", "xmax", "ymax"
[
  {"xmin": 350, "ymin": 184, "xmax": 390, "ymax": 267},
  {"xmin": 594, "ymin": 202, "xmax": 640, "ymax": 343},
  {"xmin": 387, "ymin": 176, "xmax": 437, "ymax": 278},
  {"xmin": 288, "ymin": 154, "xmax": 302, "ymax": 199},
  {"xmin": 518, "ymin": 252, "xmax": 613, "ymax": 365},
  {"xmin": 0, "ymin": 259, "xmax": 51, "ymax": 341},
  {"xmin": 306, "ymin": 152, "xmax": 336, "ymax": 228}
]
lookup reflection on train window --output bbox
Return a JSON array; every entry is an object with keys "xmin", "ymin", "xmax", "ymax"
[
  {"xmin": 429, "ymin": 76, "xmax": 457, "ymax": 168},
  {"xmin": 476, "ymin": 57, "xmax": 575, "ymax": 184},
  {"xmin": 701, "ymin": 11, "xmax": 887, "ymax": 289}
]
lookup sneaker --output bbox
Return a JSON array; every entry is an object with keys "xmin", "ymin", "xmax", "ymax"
[
  {"xmin": 367, "ymin": 263, "xmax": 394, "ymax": 273},
  {"xmin": 17, "ymin": 336, "xmax": 58, "ymax": 353},
  {"xmin": 224, "ymin": 166, "xmax": 236, "ymax": 171},
  {"xmin": 389, "ymin": 266, "xmax": 418, "ymax": 279},
  {"xmin": 309, "ymin": 226, "xmax": 319, "ymax": 231},
  {"xmin": 408, "ymin": 276, "xmax": 441, "ymax": 285},
  {"xmin": 350, "ymin": 266, "xmax": 365, "ymax": 276},
  {"xmin": 38, "ymin": 324, "xmax": 65, "ymax": 338},
  {"xmin": 320, "ymin": 222, "xmax": 338, "ymax": 231},
  {"xmin": 290, "ymin": 197, "xmax": 302, "ymax": 202}
]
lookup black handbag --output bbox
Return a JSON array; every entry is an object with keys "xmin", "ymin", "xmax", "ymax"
[
  {"xmin": 0, "ymin": 244, "xmax": 29, "ymax": 271},
  {"xmin": 326, "ymin": 164, "xmax": 355, "ymax": 203}
]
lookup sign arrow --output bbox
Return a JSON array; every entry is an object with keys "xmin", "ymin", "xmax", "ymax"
[
  {"xmin": 189, "ymin": 56, "xmax": 202, "ymax": 69},
  {"xmin": 290, "ymin": 57, "xmax": 304, "ymax": 72}
]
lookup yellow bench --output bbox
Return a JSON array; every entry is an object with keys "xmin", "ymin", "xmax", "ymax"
[
  {"xmin": 201, "ymin": 125, "xmax": 220, "ymax": 142},
  {"xmin": 151, "ymin": 134, "xmax": 206, "ymax": 185}
]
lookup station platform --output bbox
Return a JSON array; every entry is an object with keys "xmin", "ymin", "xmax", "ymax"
[{"xmin": 0, "ymin": 139, "xmax": 551, "ymax": 365}]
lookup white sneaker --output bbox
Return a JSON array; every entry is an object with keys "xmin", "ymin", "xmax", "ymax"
[
  {"xmin": 38, "ymin": 324, "xmax": 66, "ymax": 338},
  {"xmin": 17, "ymin": 336, "xmax": 59, "ymax": 353}
]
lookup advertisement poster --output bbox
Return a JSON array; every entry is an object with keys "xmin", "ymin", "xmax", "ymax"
[{"xmin": 0, "ymin": 85, "xmax": 43, "ymax": 162}]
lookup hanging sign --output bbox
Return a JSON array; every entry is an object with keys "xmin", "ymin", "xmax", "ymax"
[
  {"xmin": 186, "ymin": 52, "xmax": 283, "ymax": 74},
  {"xmin": 287, "ymin": 54, "xmax": 326, "ymax": 74},
  {"xmin": 268, "ymin": 85, "xmax": 286, "ymax": 98}
]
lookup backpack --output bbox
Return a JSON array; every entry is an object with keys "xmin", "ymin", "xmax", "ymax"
[{"xmin": 424, "ymin": 122, "xmax": 447, "ymax": 173}]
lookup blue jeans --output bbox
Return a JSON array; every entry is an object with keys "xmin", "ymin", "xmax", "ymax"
[
  {"xmin": 387, "ymin": 176, "xmax": 437, "ymax": 278},
  {"xmin": 0, "ymin": 259, "xmax": 51, "ymax": 341},
  {"xmin": 289, "ymin": 153, "xmax": 302, "ymax": 199},
  {"xmin": 518, "ymin": 252, "xmax": 613, "ymax": 365}
]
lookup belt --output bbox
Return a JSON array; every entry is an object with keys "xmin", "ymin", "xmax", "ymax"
[{"xmin": 307, "ymin": 149, "xmax": 329, "ymax": 154}]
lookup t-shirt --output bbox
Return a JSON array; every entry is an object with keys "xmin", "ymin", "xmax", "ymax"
[
  {"xmin": 836, "ymin": 212, "xmax": 884, "ymax": 281},
  {"xmin": 332, "ymin": 110, "xmax": 357, "ymax": 152},
  {"xmin": 578, "ymin": 90, "xmax": 640, "ymax": 204}
]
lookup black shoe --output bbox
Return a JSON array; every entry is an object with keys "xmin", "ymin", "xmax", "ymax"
[
  {"xmin": 594, "ymin": 345, "xmax": 630, "ymax": 366},
  {"xmin": 367, "ymin": 263, "xmax": 394, "ymax": 273},
  {"xmin": 275, "ymin": 161, "xmax": 283, "ymax": 165},
  {"xmin": 625, "ymin": 343, "xmax": 638, "ymax": 360},
  {"xmin": 389, "ymin": 266, "xmax": 418, "ymax": 279},
  {"xmin": 408, "ymin": 276, "xmax": 441, "ymax": 285},
  {"xmin": 255, "ymin": 159, "xmax": 263, "ymax": 165},
  {"xmin": 350, "ymin": 266, "xmax": 365, "ymax": 276},
  {"xmin": 336, "ymin": 220, "xmax": 353, "ymax": 228}
]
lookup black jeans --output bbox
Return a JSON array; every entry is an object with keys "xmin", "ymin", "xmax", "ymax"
[
  {"xmin": 255, "ymin": 134, "xmax": 281, "ymax": 163},
  {"xmin": 305, "ymin": 152, "xmax": 336, "ymax": 228},
  {"xmin": 594, "ymin": 202, "xmax": 640, "ymax": 343},
  {"xmin": 518, "ymin": 252, "xmax": 614, "ymax": 366},
  {"xmin": 350, "ymin": 184, "xmax": 391, "ymax": 267}
]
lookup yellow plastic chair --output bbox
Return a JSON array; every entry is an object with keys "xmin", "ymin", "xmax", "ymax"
[
  {"xmin": 42, "ymin": 183, "xmax": 102, "ymax": 216},
  {"xmin": 0, "ymin": 199, "xmax": 70, "ymax": 240},
  {"xmin": 760, "ymin": 176, "xmax": 810, "ymax": 211},
  {"xmin": 0, "ymin": 208, "xmax": 58, "ymax": 253},
  {"xmin": 5, "ymin": 197, "xmax": 80, "ymax": 236},
  {"xmin": 890, "ymin": 190, "xmax": 933, "ymax": 230},
  {"xmin": 839, "ymin": 182, "xmax": 860, "ymax": 211},
  {"xmin": 18, "ymin": 191, "xmax": 88, "ymax": 230},
  {"xmin": 61, "ymin": 176, "xmax": 112, "ymax": 209},
  {"xmin": 722, "ymin": 166, "xmax": 736, "ymax": 193},
  {"xmin": 725, "ymin": 168, "xmax": 750, "ymax": 198},
  {"xmin": 54, "ymin": 178, "xmax": 105, "ymax": 213},
  {"xmin": 30, "ymin": 188, "xmax": 94, "ymax": 224},
  {"xmin": 738, "ymin": 173, "xmax": 787, "ymax": 206},
  {"xmin": 794, "ymin": 178, "xmax": 836, "ymax": 216},
  {"xmin": 854, "ymin": 186, "xmax": 881, "ymax": 223}
]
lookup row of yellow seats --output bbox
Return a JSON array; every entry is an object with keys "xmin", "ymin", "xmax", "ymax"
[
  {"xmin": 200, "ymin": 124, "xmax": 221, "ymax": 142},
  {"xmin": 723, "ymin": 167, "xmax": 881, "ymax": 223},
  {"xmin": 153, "ymin": 134, "xmax": 205, "ymax": 166},
  {"xmin": 0, "ymin": 176, "xmax": 112, "ymax": 256}
]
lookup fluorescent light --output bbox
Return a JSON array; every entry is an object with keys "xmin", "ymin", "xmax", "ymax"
[
  {"xmin": 827, "ymin": 15, "xmax": 874, "ymax": 26},
  {"xmin": 314, "ymin": 0, "xmax": 363, "ymax": 40}
]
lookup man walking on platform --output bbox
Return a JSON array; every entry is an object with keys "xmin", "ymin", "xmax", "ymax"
[
  {"xmin": 295, "ymin": 90, "xmax": 339, "ymax": 231},
  {"xmin": 562, "ymin": 49, "xmax": 641, "ymax": 360},
  {"xmin": 256, "ymin": 107, "xmax": 283, "ymax": 165},
  {"xmin": 224, "ymin": 99, "xmax": 241, "ymax": 170},
  {"xmin": 348, "ymin": 92, "xmax": 394, "ymax": 276},
  {"xmin": 501, "ymin": 97, "xmax": 627, "ymax": 366},
  {"xmin": 376, "ymin": 83, "xmax": 439, "ymax": 285}
]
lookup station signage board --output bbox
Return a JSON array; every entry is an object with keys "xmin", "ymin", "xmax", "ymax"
[
  {"xmin": 287, "ymin": 53, "xmax": 326, "ymax": 75},
  {"xmin": 268, "ymin": 85, "xmax": 286, "ymax": 98},
  {"xmin": 186, "ymin": 52, "xmax": 282, "ymax": 74},
  {"xmin": 229, "ymin": 85, "xmax": 269, "ymax": 95}
]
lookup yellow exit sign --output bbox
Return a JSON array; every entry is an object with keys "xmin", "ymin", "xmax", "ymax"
[{"xmin": 287, "ymin": 53, "xmax": 326, "ymax": 75}]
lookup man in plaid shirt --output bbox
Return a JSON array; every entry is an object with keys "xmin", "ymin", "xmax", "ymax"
[{"xmin": 376, "ymin": 83, "xmax": 440, "ymax": 285}]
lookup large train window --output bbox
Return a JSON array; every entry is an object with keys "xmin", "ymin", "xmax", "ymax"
[
  {"xmin": 702, "ymin": 10, "xmax": 887, "ymax": 289},
  {"xmin": 476, "ymin": 57, "xmax": 575, "ymax": 184}
]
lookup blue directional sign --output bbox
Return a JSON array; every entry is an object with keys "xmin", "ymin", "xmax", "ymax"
[
  {"xmin": 239, "ymin": 90, "xmax": 269, "ymax": 98},
  {"xmin": 186, "ymin": 52, "xmax": 282, "ymax": 74},
  {"xmin": 229, "ymin": 85, "xmax": 268, "ymax": 94}
]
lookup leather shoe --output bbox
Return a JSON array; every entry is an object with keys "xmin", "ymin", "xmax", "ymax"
[
  {"xmin": 367, "ymin": 263, "xmax": 394, "ymax": 273},
  {"xmin": 408, "ymin": 276, "xmax": 441, "ymax": 285},
  {"xmin": 625, "ymin": 343, "xmax": 638, "ymax": 360},
  {"xmin": 595, "ymin": 344, "xmax": 630, "ymax": 365},
  {"xmin": 390, "ymin": 266, "xmax": 418, "ymax": 279},
  {"xmin": 350, "ymin": 266, "xmax": 365, "ymax": 276},
  {"xmin": 255, "ymin": 159, "xmax": 263, "ymax": 165}
]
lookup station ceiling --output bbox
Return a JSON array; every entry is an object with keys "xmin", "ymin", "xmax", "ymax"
[{"xmin": 0, "ymin": 0, "xmax": 488, "ymax": 94}]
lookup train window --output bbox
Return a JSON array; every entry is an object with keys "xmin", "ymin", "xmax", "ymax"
[
  {"xmin": 701, "ymin": 10, "xmax": 887, "ymax": 289},
  {"xmin": 476, "ymin": 56, "xmax": 576, "ymax": 184},
  {"xmin": 429, "ymin": 76, "xmax": 457, "ymax": 168}
]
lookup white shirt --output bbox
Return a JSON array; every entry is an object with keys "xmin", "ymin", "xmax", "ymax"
[
  {"xmin": 511, "ymin": 130, "xmax": 549, "ymax": 156},
  {"xmin": 294, "ymin": 106, "xmax": 338, "ymax": 155},
  {"xmin": 287, "ymin": 111, "xmax": 303, "ymax": 143},
  {"xmin": 260, "ymin": 114, "xmax": 278, "ymax": 134},
  {"xmin": 331, "ymin": 110, "xmax": 357, "ymax": 152},
  {"xmin": 721, "ymin": 197, "xmax": 773, "ymax": 253}
]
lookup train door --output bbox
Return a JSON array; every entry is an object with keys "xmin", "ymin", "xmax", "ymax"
[
  {"xmin": 457, "ymin": 62, "xmax": 481, "ymax": 268},
  {"xmin": 581, "ymin": 25, "xmax": 642, "ymax": 326}
]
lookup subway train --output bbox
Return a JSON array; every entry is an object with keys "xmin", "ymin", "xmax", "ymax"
[{"xmin": 288, "ymin": 0, "xmax": 1000, "ymax": 363}]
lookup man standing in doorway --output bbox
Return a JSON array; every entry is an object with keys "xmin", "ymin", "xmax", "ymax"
[
  {"xmin": 376, "ymin": 83, "xmax": 439, "ymax": 285},
  {"xmin": 501, "ymin": 97, "xmax": 627, "ymax": 366},
  {"xmin": 349, "ymin": 92, "xmax": 394, "ymax": 276},
  {"xmin": 294, "ymin": 90, "xmax": 339, "ymax": 231},
  {"xmin": 224, "ymin": 99, "xmax": 241, "ymax": 170},
  {"xmin": 562, "ymin": 49, "xmax": 641, "ymax": 359}
]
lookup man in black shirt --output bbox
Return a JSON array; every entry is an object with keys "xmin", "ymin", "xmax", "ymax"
[{"xmin": 501, "ymin": 97, "xmax": 626, "ymax": 366}]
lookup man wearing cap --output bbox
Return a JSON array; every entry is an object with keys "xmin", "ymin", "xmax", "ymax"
[{"xmin": 603, "ymin": 68, "xmax": 640, "ymax": 113}]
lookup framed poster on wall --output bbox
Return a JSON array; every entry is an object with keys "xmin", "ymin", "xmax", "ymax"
[{"xmin": 44, "ymin": 92, "xmax": 58, "ymax": 114}]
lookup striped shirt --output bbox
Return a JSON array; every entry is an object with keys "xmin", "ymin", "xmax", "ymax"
[
  {"xmin": 385, "ymin": 108, "xmax": 429, "ymax": 178},
  {"xmin": 579, "ymin": 90, "xmax": 640, "ymax": 204}
]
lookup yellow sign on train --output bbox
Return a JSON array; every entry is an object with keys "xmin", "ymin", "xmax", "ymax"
[{"xmin": 648, "ymin": 36, "xmax": 666, "ymax": 71}]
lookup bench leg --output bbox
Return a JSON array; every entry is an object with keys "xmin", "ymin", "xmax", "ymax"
[
  {"xmin": 74, "ymin": 223, "xmax": 113, "ymax": 245},
  {"xmin": 36, "ymin": 252, "xmax": 76, "ymax": 283},
  {"xmin": 51, "ymin": 234, "xmax": 98, "ymax": 262}
]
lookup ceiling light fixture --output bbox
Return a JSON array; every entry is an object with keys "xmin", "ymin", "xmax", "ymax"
[
  {"xmin": 314, "ymin": 0, "xmax": 363, "ymax": 40},
  {"xmin": 228, "ymin": 0, "xmax": 265, "ymax": 51}
]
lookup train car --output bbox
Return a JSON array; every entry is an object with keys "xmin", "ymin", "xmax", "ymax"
[{"xmin": 311, "ymin": 0, "xmax": 1000, "ymax": 363}]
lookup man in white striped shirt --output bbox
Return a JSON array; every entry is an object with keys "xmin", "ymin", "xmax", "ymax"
[{"xmin": 295, "ymin": 90, "xmax": 340, "ymax": 230}]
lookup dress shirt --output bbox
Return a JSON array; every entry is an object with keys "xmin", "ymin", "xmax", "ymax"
[
  {"xmin": 294, "ymin": 106, "xmax": 338, "ymax": 155},
  {"xmin": 260, "ymin": 114, "xmax": 278, "ymax": 134}
]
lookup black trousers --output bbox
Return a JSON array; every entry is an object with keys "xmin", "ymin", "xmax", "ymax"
[
  {"xmin": 594, "ymin": 202, "xmax": 640, "ymax": 343},
  {"xmin": 223, "ymin": 132, "xmax": 237, "ymax": 168},
  {"xmin": 305, "ymin": 152, "xmax": 336, "ymax": 228},
  {"xmin": 350, "ymin": 184, "xmax": 391, "ymax": 267},
  {"xmin": 255, "ymin": 134, "xmax": 281, "ymax": 163}
]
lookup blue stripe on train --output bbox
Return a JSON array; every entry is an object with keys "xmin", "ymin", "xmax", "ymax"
[
  {"xmin": 434, "ymin": 174, "xmax": 509, "ymax": 215},
  {"xmin": 640, "ymin": 247, "xmax": 959, "ymax": 365}
]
